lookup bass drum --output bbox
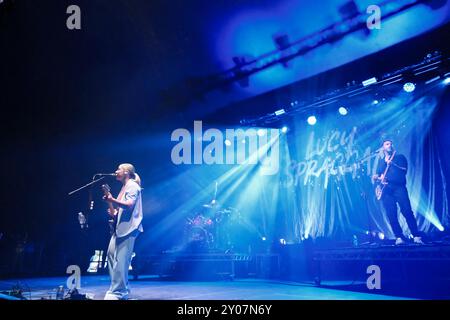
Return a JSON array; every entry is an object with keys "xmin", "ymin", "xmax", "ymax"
[
  {"xmin": 185, "ymin": 225, "xmax": 214, "ymax": 252},
  {"xmin": 189, "ymin": 226, "xmax": 208, "ymax": 242}
]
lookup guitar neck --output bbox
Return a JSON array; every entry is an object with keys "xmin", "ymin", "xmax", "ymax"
[{"xmin": 380, "ymin": 151, "xmax": 396, "ymax": 182}]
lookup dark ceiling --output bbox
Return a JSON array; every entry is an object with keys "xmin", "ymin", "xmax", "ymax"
[{"xmin": 1, "ymin": 0, "xmax": 449, "ymax": 146}]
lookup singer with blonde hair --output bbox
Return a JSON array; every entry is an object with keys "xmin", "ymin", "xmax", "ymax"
[{"xmin": 103, "ymin": 163, "xmax": 143, "ymax": 300}]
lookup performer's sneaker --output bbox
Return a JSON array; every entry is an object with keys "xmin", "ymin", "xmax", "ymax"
[
  {"xmin": 104, "ymin": 292, "xmax": 119, "ymax": 300},
  {"xmin": 395, "ymin": 237, "xmax": 405, "ymax": 245},
  {"xmin": 413, "ymin": 236, "xmax": 424, "ymax": 244}
]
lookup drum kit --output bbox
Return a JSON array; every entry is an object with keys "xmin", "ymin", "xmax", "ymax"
[{"xmin": 184, "ymin": 200, "xmax": 242, "ymax": 252}]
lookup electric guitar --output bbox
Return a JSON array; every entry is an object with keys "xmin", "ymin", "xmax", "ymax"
[
  {"xmin": 375, "ymin": 151, "xmax": 396, "ymax": 200},
  {"xmin": 101, "ymin": 184, "xmax": 116, "ymax": 235}
]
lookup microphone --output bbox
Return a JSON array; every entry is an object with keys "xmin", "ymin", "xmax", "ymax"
[
  {"xmin": 78, "ymin": 212, "xmax": 88, "ymax": 230},
  {"xmin": 95, "ymin": 173, "xmax": 117, "ymax": 176},
  {"xmin": 371, "ymin": 147, "xmax": 383, "ymax": 155}
]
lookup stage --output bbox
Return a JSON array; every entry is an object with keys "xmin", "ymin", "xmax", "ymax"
[
  {"xmin": 313, "ymin": 242, "xmax": 450, "ymax": 261},
  {"xmin": 2, "ymin": 242, "xmax": 450, "ymax": 300},
  {"xmin": 0, "ymin": 275, "xmax": 411, "ymax": 300}
]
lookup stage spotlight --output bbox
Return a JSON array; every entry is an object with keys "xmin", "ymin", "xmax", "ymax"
[
  {"xmin": 307, "ymin": 116, "xmax": 317, "ymax": 125},
  {"xmin": 261, "ymin": 236, "xmax": 267, "ymax": 241},
  {"xmin": 338, "ymin": 107, "xmax": 348, "ymax": 115},
  {"xmin": 257, "ymin": 129, "xmax": 266, "ymax": 136},
  {"xmin": 279, "ymin": 239, "xmax": 286, "ymax": 245},
  {"xmin": 241, "ymin": 139, "xmax": 246, "ymax": 144},
  {"xmin": 281, "ymin": 126, "xmax": 288, "ymax": 133},
  {"xmin": 274, "ymin": 108, "xmax": 286, "ymax": 116},
  {"xmin": 403, "ymin": 82, "xmax": 416, "ymax": 93},
  {"xmin": 443, "ymin": 77, "xmax": 450, "ymax": 85},
  {"xmin": 224, "ymin": 139, "xmax": 231, "ymax": 146},
  {"xmin": 362, "ymin": 77, "xmax": 377, "ymax": 87},
  {"xmin": 378, "ymin": 232, "xmax": 385, "ymax": 240},
  {"xmin": 438, "ymin": 226, "xmax": 445, "ymax": 231},
  {"xmin": 372, "ymin": 99, "xmax": 379, "ymax": 105}
]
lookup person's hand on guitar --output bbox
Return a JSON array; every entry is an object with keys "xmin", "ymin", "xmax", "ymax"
[
  {"xmin": 372, "ymin": 174, "xmax": 384, "ymax": 182},
  {"xmin": 103, "ymin": 192, "xmax": 114, "ymax": 202},
  {"xmin": 107, "ymin": 207, "xmax": 117, "ymax": 217}
]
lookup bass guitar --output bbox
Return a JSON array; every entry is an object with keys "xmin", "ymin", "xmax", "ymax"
[{"xmin": 375, "ymin": 151, "xmax": 396, "ymax": 200}]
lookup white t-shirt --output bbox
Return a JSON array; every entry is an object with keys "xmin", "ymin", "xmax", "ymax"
[{"xmin": 115, "ymin": 179, "xmax": 143, "ymax": 238}]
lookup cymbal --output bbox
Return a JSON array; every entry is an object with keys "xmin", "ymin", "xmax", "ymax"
[{"xmin": 203, "ymin": 200, "xmax": 219, "ymax": 208}]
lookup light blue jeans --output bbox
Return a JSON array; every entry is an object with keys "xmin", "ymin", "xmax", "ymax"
[{"xmin": 105, "ymin": 229, "xmax": 139, "ymax": 300}]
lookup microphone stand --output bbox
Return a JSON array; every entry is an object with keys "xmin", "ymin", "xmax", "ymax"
[
  {"xmin": 68, "ymin": 176, "xmax": 106, "ymax": 196},
  {"xmin": 355, "ymin": 150, "xmax": 380, "ymax": 165}
]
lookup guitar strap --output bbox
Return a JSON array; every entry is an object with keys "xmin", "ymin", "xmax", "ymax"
[
  {"xmin": 117, "ymin": 186, "xmax": 126, "ymax": 202},
  {"xmin": 387, "ymin": 152, "xmax": 395, "ymax": 168}
]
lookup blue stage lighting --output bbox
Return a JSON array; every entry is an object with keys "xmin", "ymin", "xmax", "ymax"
[
  {"xmin": 307, "ymin": 116, "xmax": 317, "ymax": 125},
  {"xmin": 438, "ymin": 225, "xmax": 445, "ymax": 231},
  {"xmin": 444, "ymin": 77, "xmax": 450, "ymax": 85},
  {"xmin": 338, "ymin": 107, "xmax": 348, "ymax": 115},
  {"xmin": 403, "ymin": 82, "xmax": 416, "ymax": 92},
  {"xmin": 279, "ymin": 239, "xmax": 286, "ymax": 245},
  {"xmin": 274, "ymin": 109, "xmax": 286, "ymax": 116},
  {"xmin": 261, "ymin": 236, "xmax": 267, "ymax": 241},
  {"xmin": 224, "ymin": 139, "xmax": 231, "ymax": 146},
  {"xmin": 281, "ymin": 126, "xmax": 288, "ymax": 133},
  {"xmin": 372, "ymin": 99, "xmax": 379, "ymax": 105}
]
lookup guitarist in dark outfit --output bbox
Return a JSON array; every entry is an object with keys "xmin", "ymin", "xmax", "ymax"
[{"xmin": 372, "ymin": 139, "xmax": 424, "ymax": 245}]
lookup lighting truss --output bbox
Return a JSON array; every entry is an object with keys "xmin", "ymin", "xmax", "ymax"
[{"xmin": 240, "ymin": 51, "xmax": 449, "ymax": 126}]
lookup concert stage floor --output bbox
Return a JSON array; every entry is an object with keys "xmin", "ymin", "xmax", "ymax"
[
  {"xmin": 2, "ymin": 244, "xmax": 450, "ymax": 300},
  {"xmin": 0, "ymin": 275, "xmax": 411, "ymax": 300}
]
